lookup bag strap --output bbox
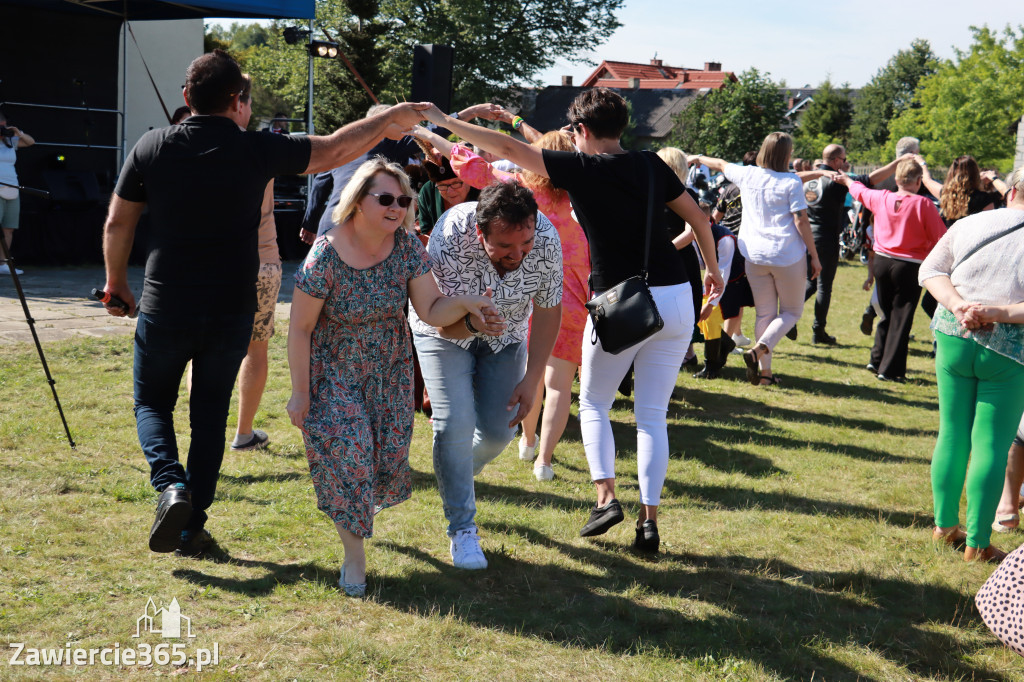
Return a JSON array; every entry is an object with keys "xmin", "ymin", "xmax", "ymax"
[
  {"xmin": 951, "ymin": 216, "xmax": 1024, "ymax": 271},
  {"xmin": 640, "ymin": 151, "xmax": 656, "ymax": 280}
]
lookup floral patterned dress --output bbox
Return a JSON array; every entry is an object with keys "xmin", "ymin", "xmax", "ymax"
[
  {"xmin": 294, "ymin": 228, "xmax": 431, "ymax": 538},
  {"xmin": 450, "ymin": 144, "xmax": 591, "ymax": 364}
]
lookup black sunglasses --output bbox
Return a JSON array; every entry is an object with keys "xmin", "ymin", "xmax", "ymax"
[{"xmin": 368, "ymin": 192, "xmax": 413, "ymax": 208}]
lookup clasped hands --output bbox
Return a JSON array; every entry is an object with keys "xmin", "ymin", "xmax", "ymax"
[{"xmin": 951, "ymin": 300, "xmax": 1001, "ymax": 331}]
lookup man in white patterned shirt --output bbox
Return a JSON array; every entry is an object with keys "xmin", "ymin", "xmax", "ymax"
[{"xmin": 410, "ymin": 182, "xmax": 562, "ymax": 570}]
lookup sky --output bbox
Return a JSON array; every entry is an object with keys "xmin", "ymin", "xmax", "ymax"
[
  {"xmin": 209, "ymin": 3, "xmax": 1022, "ymax": 90},
  {"xmin": 535, "ymin": 2, "xmax": 1021, "ymax": 89}
]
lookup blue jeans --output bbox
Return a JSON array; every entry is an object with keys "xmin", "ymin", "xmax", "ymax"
[
  {"xmin": 413, "ymin": 333, "xmax": 527, "ymax": 535},
  {"xmin": 134, "ymin": 311, "xmax": 253, "ymax": 531}
]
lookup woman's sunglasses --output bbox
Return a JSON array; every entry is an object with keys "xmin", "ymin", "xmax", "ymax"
[{"xmin": 368, "ymin": 192, "xmax": 414, "ymax": 208}]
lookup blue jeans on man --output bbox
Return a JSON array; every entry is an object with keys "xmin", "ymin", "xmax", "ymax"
[
  {"xmin": 134, "ymin": 311, "xmax": 253, "ymax": 532},
  {"xmin": 412, "ymin": 333, "xmax": 527, "ymax": 535}
]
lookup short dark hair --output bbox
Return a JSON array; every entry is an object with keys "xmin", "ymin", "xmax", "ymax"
[
  {"xmin": 476, "ymin": 182, "xmax": 538, "ymax": 237},
  {"xmin": 742, "ymin": 150, "xmax": 758, "ymax": 166},
  {"xmin": 184, "ymin": 49, "xmax": 250, "ymax": 115},
  {"xmin": 567, "ymin": 88, "xmax": 629, "ymax": 140},
  {"xmin": 171, "ymin": 106, "xmax": 192, "ymax": 125}
]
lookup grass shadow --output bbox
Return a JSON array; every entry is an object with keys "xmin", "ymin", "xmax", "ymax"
[
  {"xmin": 662, "ymin": 481, "xmax": 924, "ymax": 528},
  {"xmin": 375, "ymin": 525, "xmax": 1006, "ymax": 682}
]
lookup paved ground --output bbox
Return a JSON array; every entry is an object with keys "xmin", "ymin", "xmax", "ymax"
[{"xmin": 0, "ymin": 263, "xmax": 299, "ymax": 345}]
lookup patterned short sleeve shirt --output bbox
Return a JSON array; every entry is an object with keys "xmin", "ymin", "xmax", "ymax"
[{"xmin": 409, "ymin": 201, "xmax": 563, "ymax": 353}]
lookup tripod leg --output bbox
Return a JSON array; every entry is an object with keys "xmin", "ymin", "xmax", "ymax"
[{"xmin": 0, "ymin": 236, "xmax": 75, "ymax": 448}]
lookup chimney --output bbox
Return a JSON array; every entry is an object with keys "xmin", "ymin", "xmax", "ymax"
[
  {"xmin": 704, "ymin": 61, "xmax": 721, "ymax": 72},
  {"xmin": 628, "ymin": 77, "xmax": 640, "ymax": 89},
  {"xmin": 561, "ymin": 75, "xmax": 573, "ymax": 87},
  {"xmin": 650, "ymin": 58, "xmax": 662, "ymax": 67}
]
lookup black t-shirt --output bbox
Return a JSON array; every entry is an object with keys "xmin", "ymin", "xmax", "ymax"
[
  {"xmin": 542, "ymin": 149, "xmax": 688, "ymax": 291},
  {"xmin": 805, "ymin": 164, "xmax": 869, "ymax": 239},
  {"xmin": 115, "ymin": 116, "xmax": 311, "ymax": 315},
  {"xmin": 941, "ymin": 189, "xmax": 1003, "ymax": 227}
]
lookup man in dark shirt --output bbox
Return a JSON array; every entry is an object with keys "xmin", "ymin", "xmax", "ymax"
[
  {"xmin": 101, "ymin": 49, "xmax": 428, "ymax": 557},
  {"xmin": 801, "ymin": 144, "xmax": 908, "ymax": 344}
]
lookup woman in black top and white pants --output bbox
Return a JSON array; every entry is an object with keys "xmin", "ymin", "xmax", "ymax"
[{"xmin": 419, "ymin": 89, "xmax": 723, "ymax": 552}]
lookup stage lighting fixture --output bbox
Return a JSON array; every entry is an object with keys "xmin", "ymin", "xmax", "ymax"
[{"xmin": 308, "ymin": 40, "xmax": 340, "ymax": 59}]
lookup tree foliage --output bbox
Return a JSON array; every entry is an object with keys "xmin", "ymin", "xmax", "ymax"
[
  {"xmin": 848, "ymin": 39, "xmax": 937, "ymax": 160},
  {"xmin": 213, "ymin": 0, "xmax": 623, "ymax": 131},
  {"xmin": 664, "ymin": 68, "xmax": 786, "ymax": 161},
  {"xmin": 792, "ymin": 79, "xmax": 853, "ymax": 159},
  {"xmin": 888, "ymin": 25, "xmax": 1024, "ymax": 169}
]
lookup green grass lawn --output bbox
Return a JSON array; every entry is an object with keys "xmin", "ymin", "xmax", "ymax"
[{"xmin": 1, "ymin": 261, "xmax": 1021, "ymax": 681}]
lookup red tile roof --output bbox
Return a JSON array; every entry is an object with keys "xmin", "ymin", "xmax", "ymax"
[{"xmin": 581, "ymin": 60, "xmax": 736, "ymax": 90}]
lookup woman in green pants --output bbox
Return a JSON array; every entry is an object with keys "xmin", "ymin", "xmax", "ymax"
[{"xmin": 920, "ymin": 167, "xmax": 1024, "ymax": 562}]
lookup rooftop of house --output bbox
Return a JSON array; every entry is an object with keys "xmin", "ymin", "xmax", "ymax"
[{"xmin": 580, "ymin": 58, "xmax": 737, "ymax": 90}]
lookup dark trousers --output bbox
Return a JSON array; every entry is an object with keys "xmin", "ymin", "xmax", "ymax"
[
  {"xmin": 870, "ymin": 255, "xmax": 922, "ymax": 378},
  {"xmin": 805, "ymin": 241, "xmax": 840, "ymax": 333},
  {"xmin": 134, "ymin": 311, "xmax": 253, "ymax": 532}
]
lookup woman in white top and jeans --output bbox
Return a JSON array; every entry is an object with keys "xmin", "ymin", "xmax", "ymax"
[{"xmin": 696, "ymin": 133, "xmax": 822, "ymax": 385}]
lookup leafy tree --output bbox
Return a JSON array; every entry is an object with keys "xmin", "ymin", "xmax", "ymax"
[
  {"xmin": 849, "ymin": 39, "xmax": 937, "ymax": 160},
  {"xmin": 664, "ymin": 68, "xmax": 786, "ymax": 161},
  {"xmin": 213, "ymin": 0, "xmax": 623, "ymax": 131},
  {"xmin": 888, "ymin": 25, "xmax": 1024, "ymax": 169},
  {"xmin": 792, "ymin": 79, "xmax": 853, "ymax": 159}
]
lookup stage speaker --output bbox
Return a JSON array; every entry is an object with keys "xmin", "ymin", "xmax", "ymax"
[{"xmin": 411, "ymin": 45, "xmax": 454, "ymax": 114}]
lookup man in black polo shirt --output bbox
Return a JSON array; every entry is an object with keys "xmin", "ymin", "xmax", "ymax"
[
  {"xmin": 101, "ymin": 50, "xmax": 428, "ymax": 557},
  {"xmin": 800, "ymin": 144, "xmax": 909, "ymax": 344}
]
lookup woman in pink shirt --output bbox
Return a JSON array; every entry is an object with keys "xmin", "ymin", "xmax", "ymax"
[
  {"xmin": 410, "ymin": 124, "xmax": 590, "ymax": 482},
  {"xmin": 835, "ymin": 158, "xmax": 946, "ymax": 381}
]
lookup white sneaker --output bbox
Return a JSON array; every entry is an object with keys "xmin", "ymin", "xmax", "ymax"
[
  {"xmin": 518, "ymin": 434, "xmax": 537, "ymax": 461},
  {"xmin": 0, "ymin": 264, "xmax": 23, "ymax": 275},
  {"xmin": 450, "ymin": 528, "xmax": 488, "ymax": 570},
  {"xmin": 534, "ymin": 464, "xmax": 554, "ymax": 481},
  {"xmin": 731, "ymin": 333, "xmax": 752, "ymax": 347}
]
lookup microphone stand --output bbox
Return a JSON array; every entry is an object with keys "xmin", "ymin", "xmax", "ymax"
[{"xmin": 0, "ymin": 179, "xmax": 75, "ymax": 448}]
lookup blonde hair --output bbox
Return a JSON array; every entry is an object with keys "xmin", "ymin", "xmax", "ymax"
[
  {"xmin": 331, "ymin": 157, "xmax": 416, "ymax": 231},
  {"xmin": 1009, "ymin": 166, "xmax": 1024, "ymax": 199},
  {"xmin": 656, "ymin": 147, "xmax": 689, "ymax": 183},
  {"xmin": 756, "ymin": 132, "xmax": 792, "ymax": 172},
  {"xmin": 895, "ymin": 158, "xmax": 923, "ymax": 186},
  {"xmin": 519, "ymin": 130, "xmax": 574, "ymax": 197},
  {"xmin": 939, "ymin": 155, "xmax": 982, "ymax": 221}
]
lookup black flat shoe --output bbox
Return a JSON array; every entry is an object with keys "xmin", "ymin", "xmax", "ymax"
[
  {"xmin": 149, "ymin": 485, "xmax": 192, "ymax": 553},
  {"xmin": 693, "ymin": 365, "xmax": 720, "ymax": 379},
  {"xmin": 634, "ymin": 520, "xmax": 660, "ymax": 553},
  {"xmin": 785, "ymin": 326, "xmax": 798, "ymax": 341},
  {"xmin": 580, "ymin": 499, "xmax": 624, "ymax": 537},
  {"xmin": 743, "ymin": 348, "xmax": 760, "ymax": 385},
  {"xmin": 812, "ymin": 331, "xmax": 837, "ymax": 345},
  {"xmin": 175, "ymin": 529, "xmax": 217, "ymax": 558}
]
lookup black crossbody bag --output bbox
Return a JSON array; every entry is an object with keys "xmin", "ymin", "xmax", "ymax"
[{"xmin": 584, "ymin": 152, "xmax": 664, "ymax": 354}]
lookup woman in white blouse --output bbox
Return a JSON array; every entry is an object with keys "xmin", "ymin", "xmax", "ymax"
[{"xmin": 695, "ymin": 132, "xmax": 822, "ymax": 386}]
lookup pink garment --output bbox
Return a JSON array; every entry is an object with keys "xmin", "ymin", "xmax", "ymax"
[
  {"xmin": 450, "ymin": 144, "xmax": 591, "ymax": 364},
  {"xmin": 850, "ymin": 181, "xmax": 946, "ymax": 261}
]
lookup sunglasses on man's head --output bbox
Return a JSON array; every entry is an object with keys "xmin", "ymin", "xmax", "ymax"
[{"xmin": 368, "ymin": 192, "xmax": 413, "ymax": 208}]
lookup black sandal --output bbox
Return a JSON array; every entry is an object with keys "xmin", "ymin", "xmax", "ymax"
[
  {"xmin": 758, "ymin": 373, "xmax": 780, "ymax": 386},
  {"xmin": 743, "ymin": 349, "xmax": 760, "ymax": 385}
]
